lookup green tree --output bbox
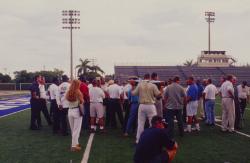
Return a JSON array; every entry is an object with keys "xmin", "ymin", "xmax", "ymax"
[
  {"xmin": 38, "ymin": 69, "xmax": 64, "ymax": 83},
  {"xmin": 76, "ymin": 58, "xmax": 105, "ymax": 80},
  {"xmin": 183, "ymin": 59, "xmax": 197, "ymax": 67},
  {"xmin": 14, "ymin": 70, "xmax": 34, "ymax": 83},
  {"xmin": 76, "ymin": 58, "xmax": 92, "ymax": 77},
  {"xmin": 89, "ymin": 65, "xmax": 104, "ymax": 74},
  {"xmin": 0, "ymin": 73, "xmax": 11, "ymax": 83},
  {"xmin": 14, "ymin": 69, "xmax": 64, "ymax": 83}
]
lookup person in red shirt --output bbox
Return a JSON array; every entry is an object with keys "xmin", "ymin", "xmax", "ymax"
[{"xmin": 79, "ymin": 76, "xmax": 90, "ymax": 130}]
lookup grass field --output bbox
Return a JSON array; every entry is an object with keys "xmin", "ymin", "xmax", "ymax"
[
  {"xmin": 0, "ymin": 110, "xmax": 89, "ymax": 163},
  {"xmin": 1, "ymin": 98, "xmax": 250, "ymax": 163}
]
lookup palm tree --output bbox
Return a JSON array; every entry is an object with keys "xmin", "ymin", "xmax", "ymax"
[
  {"xmin": 75, "ymin": 58, "xmax": 92, "ymax": 76},
  {"xmin": 90, "ymin": 65, "xmax": 105, "ymax": 74},
  {"xmin": 75, "ymin": 58, "xmax": 105, "ymax": 79},
  {"xmin": 183, "ymin": 59, "xmax": 197, "ymax": 67}
]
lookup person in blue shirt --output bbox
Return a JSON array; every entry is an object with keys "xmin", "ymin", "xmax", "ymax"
[
  {"xmin": 196, "ymin": 79, "xmax": 205, "ymax": 119},
  {"xmin": 186, "ymin": 76, "xmax": 200, "ymax": 132},
  {"xmin": 124, "ymin": 79, "xmax": 139, "ymax": 137},
  {"xmin": 134, "ymin": 116, "xmax": 178, "ymax": 163}
]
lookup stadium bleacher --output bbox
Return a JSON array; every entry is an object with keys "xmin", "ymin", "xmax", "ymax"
[{"xmin": 115, "ymin": 66, "xmax": 250, "ymax": 86}]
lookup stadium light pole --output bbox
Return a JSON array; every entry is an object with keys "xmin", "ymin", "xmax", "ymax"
[
  {"xmin": 62, "ymin": 10, "xmax": 80, "ymax": 80},
  {"xmin": 205, "ymin": 11, "xmax": 215, "ymax": 54}
]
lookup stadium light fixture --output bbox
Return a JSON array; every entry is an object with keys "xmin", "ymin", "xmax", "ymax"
[
  {"xmin": 62, "ymin": 10, "xmax": 80, "ymax": 80},
  {"xmin": 205, "ymin": 11, "xmax": 215, "ymax": 54}
]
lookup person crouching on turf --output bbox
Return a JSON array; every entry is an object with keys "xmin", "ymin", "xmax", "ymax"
[
  {"xmin": 89, "ymin": 80, "xmax": 106, "ymax": 133},
  {"xmin": 134, "ymin": 116, "xmax": 178, "ymax": 163}
]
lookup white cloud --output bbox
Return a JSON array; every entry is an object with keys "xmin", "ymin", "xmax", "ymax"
[{"xmin": 0, "ymin": 0, "xmax": 250, "ymax": 75}]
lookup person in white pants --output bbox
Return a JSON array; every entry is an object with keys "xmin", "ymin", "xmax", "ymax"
[
  {"xmin": 186, "ymin": 76, "xmax": 199, "ymax": 132},
  {"xmin": 132, "ymin": 73, "xmax": 161, "ymax": 144},
  {"xmin": 219, "ymin": 75, "xmax": 235, "ymax": 132},
  {"xmin": 66, "ymin": 79, "xmax": 84, "ymax": 152}
]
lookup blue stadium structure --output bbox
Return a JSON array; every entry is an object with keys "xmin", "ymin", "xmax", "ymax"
[{"xmin": 114, "ymin": 66, "xmax": 250, "ymax": 86}]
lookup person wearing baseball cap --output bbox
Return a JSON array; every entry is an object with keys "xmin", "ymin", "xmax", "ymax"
[{"xmin": 134, "ymin": 116, "xmax": 178, "ymax": 163}]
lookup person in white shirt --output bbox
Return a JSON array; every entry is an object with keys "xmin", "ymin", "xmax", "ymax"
[
  {"xmin": 237, "ymin": 81, "xmax": 249, "ymax": 115},
  {"xmin": 100, "ymin": 78, "xmax": 109, "ymax": 127},
  {"xmin": 88, "ymin": 83, "xmax": 93, "ymax": 89},
  {"xmin": 182, "ymin": 80, "xmax": 189, "ymax": 127},
  {"xmin": 122, "ymin": 81, "xmax": 132, "ymax": 132},
  {"xmin": 105, "ymin": 80, "xmax": 114, "ymax": 127},
  {"xmin": 234, "ymin": 81, "xmax": 249, "ymax": 129},
  {"xmin": 89, "ymin": 80, "xmax": 106, "ymax": 132},
  {"xmin": 57, "ymin": 75, "xmax": 70, "ymax": 136},
  {"xmin": 203, "ymin": 79, "xmax": 218, "ymax": 126},
  {"xmin": 48, "ymin": 77, "xmax": 60, "ymax": 133},
  {"xmin": 151, "ymin": 72, "xmax": 163, "ymax": 118},
  {"xmin": 39, "ymin": 76, "xmax": 52, "ymax": 126},
  {"xmin": 219, "ymin": 75, "xmax": 235, "ymax": 132},
  {"xmin": 107, "ymin": 79, "xmax": 124, "ymax": 128}
]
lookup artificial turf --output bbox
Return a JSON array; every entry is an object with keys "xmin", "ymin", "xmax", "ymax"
[
  {"xmin": 87, "ymin": 120, "xmax": 250, "ymax": 163},
  {"xmin": 88, "ymin": 98, "xmax": 250, "ymax": 163},
  {"xmin": 0, "ymin": 110, "xmax": 89, "ymax": 163},
  {"xmin": 1, "ymin": 98, "xmax": 250, "ymax": 163}
]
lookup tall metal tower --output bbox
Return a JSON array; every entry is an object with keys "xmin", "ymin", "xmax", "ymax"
[
  {"xmin": 205, "ymin": 11, "xmax": 215, "ymax": 54},
  {"xmin": 62, "ymin": 10, "xmax": 80, "ymax": 80}
]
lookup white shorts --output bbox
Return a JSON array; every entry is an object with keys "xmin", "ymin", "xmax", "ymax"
[
  {"xmin": 90, "ymin": 103, "xmax": 104, "ymax": 118},
  {"xmin": 186, "ymin": 101, "xmax": 198, "ymax": 116}
]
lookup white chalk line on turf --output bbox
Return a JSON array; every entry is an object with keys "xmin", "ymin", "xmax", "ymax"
[
  {"xmin": 81, "ymin": 133, "xmax": 95, "ymax": 163},
  {"xmin": 211, "ymin": 102, "xmax": 250, "ymax": 138},
  {"xmin": 0, "ymin": 108, "xmax": 30, "ymax": 119},
  {"xmin": 215, "ymin": 118, "xmax": 250, "ymax": 138}
]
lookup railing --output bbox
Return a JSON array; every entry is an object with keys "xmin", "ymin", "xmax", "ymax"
[
  {"xmin": 0, "ymin": 83, "xmax": 16, "ymax": 90},
  {"xmin": 0, "ymin": 83, "xmax": 52, "ymax": 91}
]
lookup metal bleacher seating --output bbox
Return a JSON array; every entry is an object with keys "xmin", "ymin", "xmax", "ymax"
[{"xmin": 115, "ymin": 66, "xmax": 250, "ymax": 86}]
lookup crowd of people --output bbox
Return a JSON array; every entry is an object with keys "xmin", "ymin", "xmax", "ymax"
[{"xmin": 29, "ymin": 73, "xmax": 249, "ymax": 162}]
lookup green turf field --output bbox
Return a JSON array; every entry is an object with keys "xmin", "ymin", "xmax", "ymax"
[
  {"xmin": 1, "ymin": 99, "xmax": 250, "ymax": 163},
  {"xmin": 0, "ymin": 110, "xmax": 89, "ymax": 163}
]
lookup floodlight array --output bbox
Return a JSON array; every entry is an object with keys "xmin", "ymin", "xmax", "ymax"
[{"xmin": 62, "ymin": 10, "xmax": 80, "ymax": 29}]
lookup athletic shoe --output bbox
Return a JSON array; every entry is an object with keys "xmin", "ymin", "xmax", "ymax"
[
  {"xmin": 71, "ymin": 146, "xmax": 81, "ymax": 152},
  {"xmin": 191, "ymin": 127, "xmax": 196, "ymax": 131},
  {"xmin": 185, "ymin": 125, "xmax": 192, "ymax": 133},
  {"xmin": 195, "ymin": 124, "xmax": 200, "ymax": 131},
  {"xmin": 220, "ymin": 129, "xmax": 227, "ymax": 133}
]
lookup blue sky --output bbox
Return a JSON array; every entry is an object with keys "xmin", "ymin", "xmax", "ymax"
[{"xmin": 0, "ymin": 0, "xmax": 250, "ymax": 76}]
